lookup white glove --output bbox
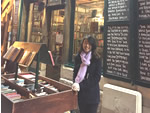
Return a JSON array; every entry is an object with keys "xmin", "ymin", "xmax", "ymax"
[{"xmin": 72, "ymin": 83, "xmax": 80, "ymax": 91}]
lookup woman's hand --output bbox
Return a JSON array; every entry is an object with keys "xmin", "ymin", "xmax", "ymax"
[{"xmin": 72, "ymin": 83, "xmax": 80, "ymax": 91}]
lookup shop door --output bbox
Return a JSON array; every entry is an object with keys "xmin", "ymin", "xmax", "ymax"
[{"xmin": 49, "ymin": 9, "xmax": 64, "ymax": 64}]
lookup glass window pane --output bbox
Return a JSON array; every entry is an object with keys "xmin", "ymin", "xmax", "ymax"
[{"xmin": 73, "ymin": 0, "xmax": 104, "ymax": 61}]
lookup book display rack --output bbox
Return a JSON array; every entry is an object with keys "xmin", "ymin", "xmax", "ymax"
[
  {"xmin": 2, "ymin": 41, "xmax": 77, "ymax": 113},
  {"xmin": 1, "ymin": 72, "xmax": 77, "ymax": 113},
  {"xmin": 3, "ymin": 41, "xmax": 52, "ymax": 89}
]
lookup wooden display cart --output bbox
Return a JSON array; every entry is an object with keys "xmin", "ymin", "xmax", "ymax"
[
  {"xmin": 1, "ymin": 73, "xmax": 77, "ymax": 113},
  {"xmin": 2, "ymin": 41, "xmax": 77, "ymax": 113}
]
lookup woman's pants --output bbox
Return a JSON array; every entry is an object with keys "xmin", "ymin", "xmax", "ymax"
[{"xmin": 78, "ymin": 102, "xmax": 99, "ymax": 113}]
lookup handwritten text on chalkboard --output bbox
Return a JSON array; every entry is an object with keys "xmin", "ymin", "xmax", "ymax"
[
  {"xmin": 106, "ymin": 26, "xmax": 130, "ymax": 77},
  {"xmin": 108, "ymin": 0, "xmax": 129, "ymax": 21},
  {"xmin": 138, "ymin": 0, "xmax": 150, "ymax": 19},
  {"xmin": 138, "ymin": 24, "xmax": 150, "ymax": 81}
]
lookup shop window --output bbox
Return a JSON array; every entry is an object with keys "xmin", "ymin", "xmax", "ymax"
[
  {"xmin": 73, "ymin": 0, "xmax": 104, "ymax": 61},
  {"xmin": 30, "ymin": 3, "xmax": 43, "ymax": 42}
]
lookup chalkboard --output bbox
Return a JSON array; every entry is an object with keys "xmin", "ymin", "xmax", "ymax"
[
  {"xmin": 104, "ymin": 0, "xmax": 132, "ymax": 82},
  {"xmin": 104, "ymin": 0, "xmax": 150, "ymax": 87},
  {"xmin": 138, "ymin": 0, "xmax": 150, "ymax": 19},
  {"xmin": 107, "ymin": 0, "xmax": 129, "ymax": 21},
  {"xmin": 138, "ymin": 24, "xmax": 150, "ymax": 82},
  {"xmin": 106, "ymin": 25, "xmax": 130, "ymax": 78}
]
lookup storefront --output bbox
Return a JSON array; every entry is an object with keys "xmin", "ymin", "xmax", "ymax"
[
  {"xmin": 1, "ymin": 2, "xmax": 78, "ymax": 113},
  {"xmin": 1, "ymin": 0, "xmax": 104, "ymax": 76},
  {"xmin": 2, "ymin": 0, "xmax": 150, "ymax": 113},
  {"xmin": 13, "ymin": 0, "xmax": 104, "ymax": 81},
  {"xmin": 27, "ymin": 0, "xmax": 104, "ymax": 62},
  {"xmin": 41, "ymin": 0, "xmax": 104, "ymax": 80}
]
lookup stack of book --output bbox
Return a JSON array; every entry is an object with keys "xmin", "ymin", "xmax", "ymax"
[
  {"xmin": 30, "ymin": 79, "xmax": 59, "ymax": 93},
  {"xmin": 19, "ymin": 74, "xmax": 60, "ymax": 93},
  {"xmin": 1, "ymin": 84, "xmax": 22, "ymax": 102},
  {"xmin": 48, "ymin": 86, "xmax": 59, "ymax": 93},
  {"xmin": 23, "ymin": 84, "xmax": 35, "ymax": 91},
  {"xmin": 37, "ymin": 79, "xmax": 59, "ymax": 93},
  {"xmin": 8, "ymin": 78, "xmax": 25, "ymax": 86},
  {"xmin": 38, "ymin": 79, "xmax": 48, "ymax": 84},
  {"xmin": 35, "ymin": 91, "xmax": 48, "ymax": 97},
  {"xmin": 20, "ymin": 74, "xmax": 35, "ymax": 79},
  {"xmin": 5, "ymin": 92, "xmax": 22, "ymax": 101},
  {"xmin": 34, "ymin": 86, "xmax": 48, "ymax": 97},
  {"xmin": 1, "ymin": 85, "xmax": 10, "ymax": 93}
]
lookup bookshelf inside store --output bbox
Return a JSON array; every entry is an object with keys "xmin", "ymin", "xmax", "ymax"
[
  {"xmin": 30, "ymin": 3, "xmax": 43, "ymax": 43},
  {"xmin": 51, "ymin": 9, "xmax": 64, "ymax": 33},
  {"xmin": 49, "ymin": 9, "xmax": 64, "ymax": 54},
  {"xmin": 74, "ymin": 1, "xmax": 104, "ymax": 55}
]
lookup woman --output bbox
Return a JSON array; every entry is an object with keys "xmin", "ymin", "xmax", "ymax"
[{"xmin": 72, "ymin": 36, "xmax": 102, "ymax": 113}]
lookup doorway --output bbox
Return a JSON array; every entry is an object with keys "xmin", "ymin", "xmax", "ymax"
[
  {"xmin": 46, "ymin": 8, "xmax": 65, "ymax": 81},
  {"xmin": 49, "ymin": 9, "xmax": 65, "ymax": 64}
]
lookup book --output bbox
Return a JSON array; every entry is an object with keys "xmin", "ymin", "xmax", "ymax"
[
  {"xmin": 90, "ymin": 22, "xmax": 98, "ymax": 33},
  {"xmin": 10, "ymin": 48, "xmax": 24, "ymax": 62},
  {"xmin": 5, "ymin": 92, "xmax": 17, "ymax": 96},
  {"xmin": 15, "ymin": 48, "xmax": 24, "ymax": 63},
  {"xmin": 24, "ymin": 51, "xmax": 36, "ymax": 66},
  {"xmin": 13, "ymin": 98, "xmax": 24, "ymax": 102},
  {"xmin": 2, "ymin": 89, "xmax": 16, "ymax": 94},
  {"xmin": 3, "ymin": 46, "xmax": 24, "ymax": 62},
  {"xmin": 8, "ymin": 48, "xmax": 19, "ymax": 62},
  {"xmin": 3, "ymin": 46, "xmax": 15, "ymax": 60},
  {"xmin": 20, "ymin": 74, "xmax": 35, "ymax": 79},
  {"xmin": 35, "ymin": 92, "xmax": 47, "ymax": 96},
  {"xmin": 7, "ymin": 94, "xmax": 21, "ymax": 100},
  {"xmin": 7, "ymin": 93, "xmax": 21, "ymax": 98},
  {"xmin": 48, "ymin": 51, "xmax": 55, "ymax": 66},
  {"xmin": 1, "ymin": 85, "xmax": 9, "ymax": 89},
  {"xmin": 19, "ymin": 51, "xmax": 31, "ymax": 64}
]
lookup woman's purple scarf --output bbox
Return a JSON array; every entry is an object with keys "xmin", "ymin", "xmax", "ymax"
[{"xmin": 75, "ymin": 51, "xmax": 92, "ymax": 83}]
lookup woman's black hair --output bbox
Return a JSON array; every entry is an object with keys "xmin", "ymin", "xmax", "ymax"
[
  {"xmin": 79, "ymin": 35, "xmax": 101, "ymax": 59},
  {"xmin": 79, "ymin": 35, "xmax": 96, "ymax": 53}
]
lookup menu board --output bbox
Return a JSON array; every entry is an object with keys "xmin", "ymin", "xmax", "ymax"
[
  {"xmin": 138, "ymin": 24, "xmax": 150, "ymax": 81},
  {"xmin": 106, "ymin": 26, "xmax": 130, "ymax": 78},
  {"xmin": 107, "ymin": 0, "xmax": 129, "ymax": 21},
  {"xmin": 138, "ymin": 0, "xmax": 150, "ymax": 19}
]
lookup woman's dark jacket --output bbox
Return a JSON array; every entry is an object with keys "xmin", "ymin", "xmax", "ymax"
[{"xmin": 73, "ymin": 53, "xmax": 101, "ymax": 104}]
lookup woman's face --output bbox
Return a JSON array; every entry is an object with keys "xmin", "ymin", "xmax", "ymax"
[{"xmin": 82, "ymin": 39, "xmax": 92, "ymax": 53}]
